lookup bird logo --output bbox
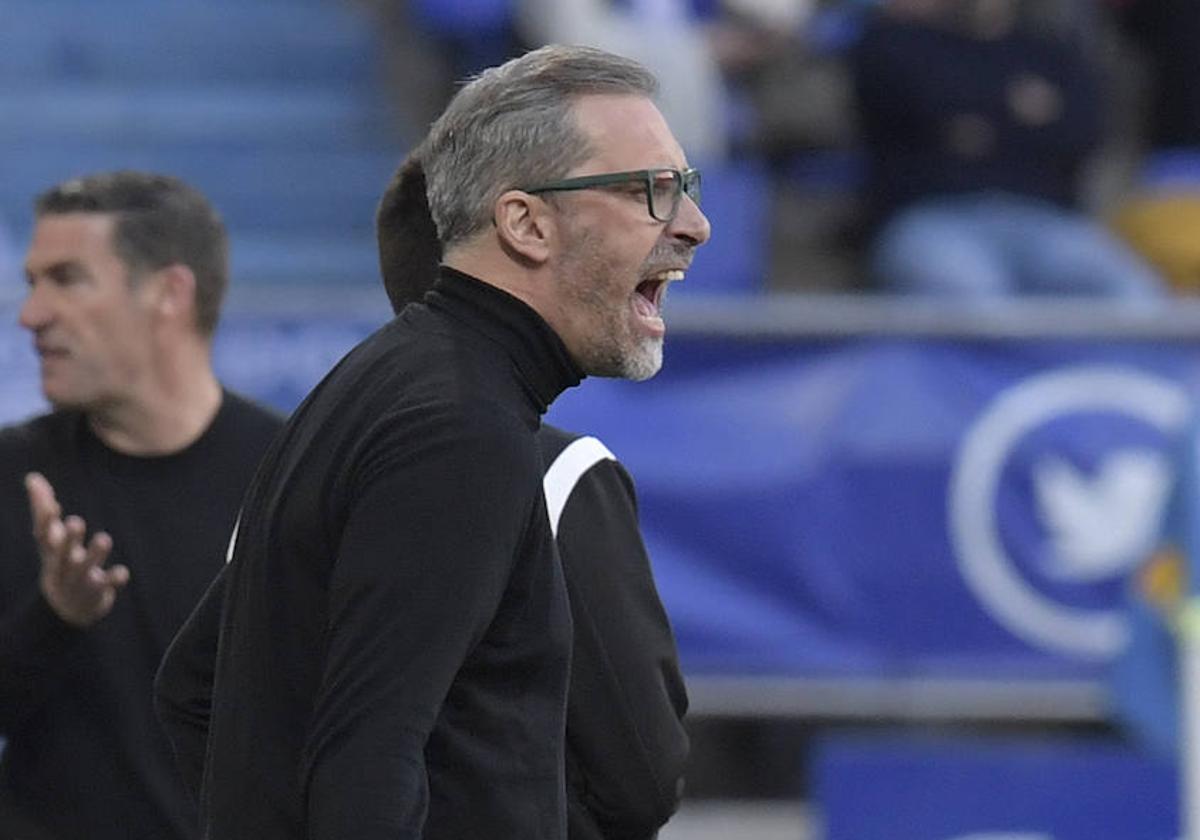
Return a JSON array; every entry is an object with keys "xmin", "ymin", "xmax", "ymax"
[
  {"xmin": 949, "ymin": 366, "xmax": 1188, "ymax": 659},
  {"xmin": 1032, "ymin": 451, "xmax": 1172, "ymax": 583}
]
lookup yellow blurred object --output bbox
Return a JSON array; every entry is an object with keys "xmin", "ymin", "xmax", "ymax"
[
  {"xmin": 1140, "ymin": 546, "xmax": 1185, "ymax": 614},
  {"xmin": 1111, "ymin": 193, "xmax": 1200, "ymax": 294}
]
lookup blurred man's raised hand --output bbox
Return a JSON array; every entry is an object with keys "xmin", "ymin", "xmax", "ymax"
[{"xmin": 26, "ymin": 471, "xmax": 129, "ymax": 627}]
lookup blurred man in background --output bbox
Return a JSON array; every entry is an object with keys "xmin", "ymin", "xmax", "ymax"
[
  {"xmin": 156, "ymin": 44, "xmax": 708, "ymax": 840},
  {"xmin": 851, "ymin": 0, "xmax": 1164, "ymax": 300},
  {"xmin": 1107, "ymin": 0, "xmax": 1200, "ymax": 295},
  {"xmin": 0, "ymin": 171, "xmax": 282, "ymax": 840}
]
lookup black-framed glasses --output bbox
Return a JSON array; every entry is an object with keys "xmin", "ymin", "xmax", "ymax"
[{"xmin": 519, "ymin": 167, "xmax": 702, "ymax": 223}]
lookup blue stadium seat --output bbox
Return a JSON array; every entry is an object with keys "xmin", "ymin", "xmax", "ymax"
[
  {"xmin": 0, "ymin": 2, "xmax": 375, "ymax": 85},
  {"xmin": 0, "ymin": 0, "xmax": 402, "ymax": 288},
  {"xmin": 407, "ymin": 0, "xmax": 513, "ymax": 36},
  {"xmin": 405, "ymin": 0, "xmax": 517, "ymax": 79},
  {"xmin": 0, "ymin": 87, "xmax": 387, "ymax": 147},
  {"xmin": 0, "ymin": 144, "xmax": 397, "ymax": 237}
]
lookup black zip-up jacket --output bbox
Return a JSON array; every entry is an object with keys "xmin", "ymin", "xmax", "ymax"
[
  {"xmin": 158, "ymin": 424, "xmax": 691, "ymax": 840},
  {"xmin": 160, "ymin": 269, "xmax": 581, "ymax": 840},
  {"xmin": 157, "ymin": 424, "xmax": 690, "ymax": 840}
]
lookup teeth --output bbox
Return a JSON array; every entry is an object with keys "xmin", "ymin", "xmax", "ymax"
[{"xmin": 653, "ymin": 270, "xmax": 684, "ymax": 282}]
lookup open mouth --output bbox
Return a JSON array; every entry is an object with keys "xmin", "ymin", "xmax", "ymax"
[{"xmin": 635, "ymin": 269, "xmax": 684, "ymax": 315}]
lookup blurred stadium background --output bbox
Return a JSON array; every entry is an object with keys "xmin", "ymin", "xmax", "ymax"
[{"xmin": 4, "ymin": 1, "xmax": 1200, "ymax": 838}]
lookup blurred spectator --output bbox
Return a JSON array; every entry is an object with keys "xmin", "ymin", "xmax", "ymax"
[
  {"xmin": 1107, "ymin": 0, "xmax": 1200, "ymax": 294},
  {"xmin": 740, "ymin": 0, "xmax": 862, "ymax": 159},
  {"xmin": 1110, "ymin": 539, "xmax": 1181, "ymax": 758},
  {"xmin": 1106, "ymin": 0, "xmax": 1200, "ymax": 153},
  {"xmin": 514, "ymin": 0, "xmax": 736, "ymax": 162},
  {"xmin": 850, "ymin": 0, "xmax": 1165, "ymax": 300},
  {"xmin": 351, "ymin": 0, "xmax": 463, "ymax": 140},
  {"xmin": 1108, "ymin": 407, "xmax": 1198, "ymax": 759},
  {"xmin": 402, "ymin": 0, "xmax": 526, "ymax": 94},
  {"xmin": 0, "ymin": 171, "xmax": 283, "ymax": 840},
  {"xmin": 514, "ymin": 0, "xmax": 821, "ymax": 164}
]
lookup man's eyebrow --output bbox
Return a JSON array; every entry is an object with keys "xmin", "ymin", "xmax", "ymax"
[{"xmin": 27, "ymin": 260, "xmax": 85, "ymax": 283}]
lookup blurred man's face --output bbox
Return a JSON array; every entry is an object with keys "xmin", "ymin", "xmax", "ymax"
[
  {"xmin": 547, "ymin": 93, "xmax": 711, "ymax": 381},
  {"xmin": 20, "ymin": 213, "xmax": 158, "ymax": 410}
]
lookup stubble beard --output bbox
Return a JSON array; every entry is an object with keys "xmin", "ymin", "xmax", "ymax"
[
  {"xmin": 618, "ymin": 335, "xmax": 663, "ymax": 381},
  {"xmin": 558, "ymin": 227, "xmax": 666, "ymax": 382}
]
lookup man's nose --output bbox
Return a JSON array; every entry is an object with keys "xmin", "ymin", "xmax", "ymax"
[
  {"xmin": 669, "ymin": 194, "xmax": 711, "ymax": 247},
  {"xmin": 19, "ymin": 282, "xmax": 51, "ymax": 331}
]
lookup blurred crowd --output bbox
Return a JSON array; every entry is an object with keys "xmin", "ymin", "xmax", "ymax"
[
  {"xmin": 5, "ymin": 0, "xmax": 1200, "ymax": 300},
  {"xmin": 353, "ymin": 0, "xmax": 1200, "ymax": 298}
]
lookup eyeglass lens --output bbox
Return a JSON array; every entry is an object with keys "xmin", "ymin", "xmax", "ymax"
[
  {"xmin": 649, "ymin": 171, "xmax": 680, "ymax": 221},
  {"xmin": 682, "ymin": 170, "xmax": 701, "ymax": 207},
  {"xmin": 649, "ymin": 170, "xmax": 701, "ymax": 222}
]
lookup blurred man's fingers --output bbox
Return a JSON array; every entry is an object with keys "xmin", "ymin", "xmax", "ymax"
[
  {"xmin": 105, "ymin": 563, "xmax": 130, "ymax": 589},
  {"xmin": 24, "ymin": 472, "xmax": 61, "ymax": 534},
  {"xmin": 64, "ymin": 515, "xmax": 87, "ymax": 546},
  {"xmin": 42, "ymin": 518, "xmax": 67, "ymax": 575},
  {"xmin": 86, "ymin": 532, "xmax": 114, "ymax": 568}
]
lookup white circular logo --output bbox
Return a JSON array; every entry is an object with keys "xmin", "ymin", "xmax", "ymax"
[{"xmin": 948, "ymin": 366, "xmax": 1189, "ymax": 659}]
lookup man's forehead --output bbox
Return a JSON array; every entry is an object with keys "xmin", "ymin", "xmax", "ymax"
[
  {"xmin": 28, "ymin": 211, "xmax": 114, "ymax": 247},
  {"xmin": 571, "ymin": 93, "xmax": 686, "ymax": 169},
  {"xmin": 27, "ymin": 212, "xmax": 117, "ymax": 260}
]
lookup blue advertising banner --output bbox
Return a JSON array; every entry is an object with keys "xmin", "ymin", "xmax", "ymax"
[
  {"xmin": 546, "ymin": 336, "xmax": 1200, "ymax": 684},
  {"xmin": 5, "ymin": 310, "xmax": 1200, "ymax": 690}
]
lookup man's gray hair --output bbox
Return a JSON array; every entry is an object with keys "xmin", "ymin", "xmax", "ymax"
[{"xmin": 421, "ymin": 44, "xmax": 658, "ymax": 249}]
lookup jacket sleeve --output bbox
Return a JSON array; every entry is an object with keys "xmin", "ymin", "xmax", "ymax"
[
  {"xmin": 154, "ymin": 562, "xmax": 227, "ymax": 801},
  {"xmin": 299, "ymin": 406, "xmax": 544, "ymax": 839},
  {"xmin": 556, "ymin": 458, "xmax": 689, "ymax": 840}
]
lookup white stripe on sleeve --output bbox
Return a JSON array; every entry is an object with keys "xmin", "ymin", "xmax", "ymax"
[{"xmin": 542, "ymin": 436, "xmax": 615, "ymax": 538}]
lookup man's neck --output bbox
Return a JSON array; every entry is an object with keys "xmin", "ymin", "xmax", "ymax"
[
  {"xmin": 443, "ymin": 254, "xmax": 557, "ymax": 335},
  {"xmin": 86, "ymin": 360, "xmax": 224, "ymax": 457}
]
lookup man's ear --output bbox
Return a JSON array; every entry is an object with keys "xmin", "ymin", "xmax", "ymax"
[
  {"xmin": 493, "ymin": 189, "xmax": 554, "ymax": 265},
  {"xmin": 148, "ymin": 264, "xmax": 198, "ymax": 325}
]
